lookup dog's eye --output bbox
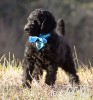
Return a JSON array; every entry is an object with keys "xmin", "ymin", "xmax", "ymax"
[
  {"xmin": 31, "ymin": 21, "xmax": 34, "ymax": 25},
  {"xmin": 34, "ymin": 20, "xmax": 40, "ymax": 25},
  {"xmin": 34, "ymin": 20, "xmax": 37, "ymax": 24},
  {"xmin": 36, "ymin": 20, "xmax": 40, "ymax": 25},
  {"xmin": 27, "ymin": 19, "xmax": 34, "ymax": 25}
]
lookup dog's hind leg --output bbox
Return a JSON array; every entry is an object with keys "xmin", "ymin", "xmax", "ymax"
[
  {"xmin": 62, "ymin": 64, "xmax": 80, "ymax": 86},
  {"xmin": 62, "ymin": 46, "xmax": 80, "ymax": 86}
]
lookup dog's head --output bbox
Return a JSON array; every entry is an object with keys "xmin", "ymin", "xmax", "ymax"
[{"xmin": 24, "ymin": 8, "xmax": 56, "ymax": 36}]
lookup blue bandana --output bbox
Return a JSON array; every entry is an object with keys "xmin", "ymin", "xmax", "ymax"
[{"xmin": 29, "ymin": 33, "xmax": 51, "ymax": 50}]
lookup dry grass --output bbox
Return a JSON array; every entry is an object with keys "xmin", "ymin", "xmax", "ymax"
[{"xmin": 0, "ymin": 53, "xmax": 93, "ymax": 100}]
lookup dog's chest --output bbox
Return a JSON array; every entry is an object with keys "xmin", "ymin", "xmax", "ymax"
[
  {"xmin": 31, "ymin": 44, "xmax": 56, "ymax": 65},
  {"xmin": 36, "ymin": 46, "xmax": 54, "ymax": 61}
]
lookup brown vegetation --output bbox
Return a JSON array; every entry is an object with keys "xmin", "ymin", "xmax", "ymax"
[{"xmin": 0, "ymin": 0, "xmax": 93, "ymax": 63}]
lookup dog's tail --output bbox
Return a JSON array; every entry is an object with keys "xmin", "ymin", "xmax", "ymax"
[{"xmin": 56, "ymin": 18, "xmax": 65, "ymax": 36}]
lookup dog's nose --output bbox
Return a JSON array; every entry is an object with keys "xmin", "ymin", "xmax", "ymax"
[
  {"xmin": 24, "ymin": 27, "xmax": 30, "ymax": 32},
  {"xmin": 24, "ymin": 25, "xmax": 30, "ymax": 32}
]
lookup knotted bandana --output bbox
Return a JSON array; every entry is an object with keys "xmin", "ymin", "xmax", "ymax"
[{"xmin": 29, "ymin": 33, "xmax": 51, "ymax": 50}]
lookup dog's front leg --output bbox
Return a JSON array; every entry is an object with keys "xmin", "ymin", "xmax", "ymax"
[
  {"xmin": 22, "ymin": 59, "xmax": 34, "ymax": 88},
  {"xmin": 45, "ymin": 65, "xmax": 58, "ymax": 86},
  {"xmin": 32, "ymin": 60, "xmax": 43, "ymax": 81}
]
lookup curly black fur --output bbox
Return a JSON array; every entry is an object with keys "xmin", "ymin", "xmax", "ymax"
[{"xmin": 22, "ymin": 8, "xmax": 80, "ymax": 88}]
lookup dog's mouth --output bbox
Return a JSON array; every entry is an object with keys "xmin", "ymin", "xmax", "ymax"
[
  {"xmin": 24, "ymin": 29, "xmax": 30, "ymax": 35},
  {"xmin": 24, "ymin": 25, "xmax": 35, "ymax": 35}
]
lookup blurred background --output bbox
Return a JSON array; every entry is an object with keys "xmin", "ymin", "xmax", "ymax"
[{"xmin": 0, "ymin": 0, "xmax": 93, "ymax": 64}]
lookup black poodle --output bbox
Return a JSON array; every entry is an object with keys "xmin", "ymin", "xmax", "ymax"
[{"xmin": 22, "ymin": 8, "xmax": 80, "ymax": 88}]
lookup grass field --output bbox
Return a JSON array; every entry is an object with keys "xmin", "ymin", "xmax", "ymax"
[{"xmin": 0, "ymin": 53, "xmax": 93, "ymax": 100}]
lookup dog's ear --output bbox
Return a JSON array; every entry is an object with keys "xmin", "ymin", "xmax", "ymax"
[
  {"xmin": 41, "ymin": 18, "xmax": 46, "ymax": 32},
  {"xmin": 40, "ymin": 17, "xmax": 56, "ymax": 34},
  {"xmin": 41, "ymin": 18, "xmax": 48, "ymax": 33}
]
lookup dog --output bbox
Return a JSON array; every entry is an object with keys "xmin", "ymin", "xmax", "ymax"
[{"xmin": 22, "ymin": 8, "xmax": 80, "ymax": 88}]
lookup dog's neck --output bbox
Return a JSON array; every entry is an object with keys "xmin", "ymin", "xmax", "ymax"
[{"xmin": 29, "ymin": 33, "xmax": 51, "ymax": 50}]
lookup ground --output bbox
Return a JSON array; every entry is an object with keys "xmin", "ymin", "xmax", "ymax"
[{"xmin": 0, "ymin": 54, "xmax": 93, "ymax": 100}]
